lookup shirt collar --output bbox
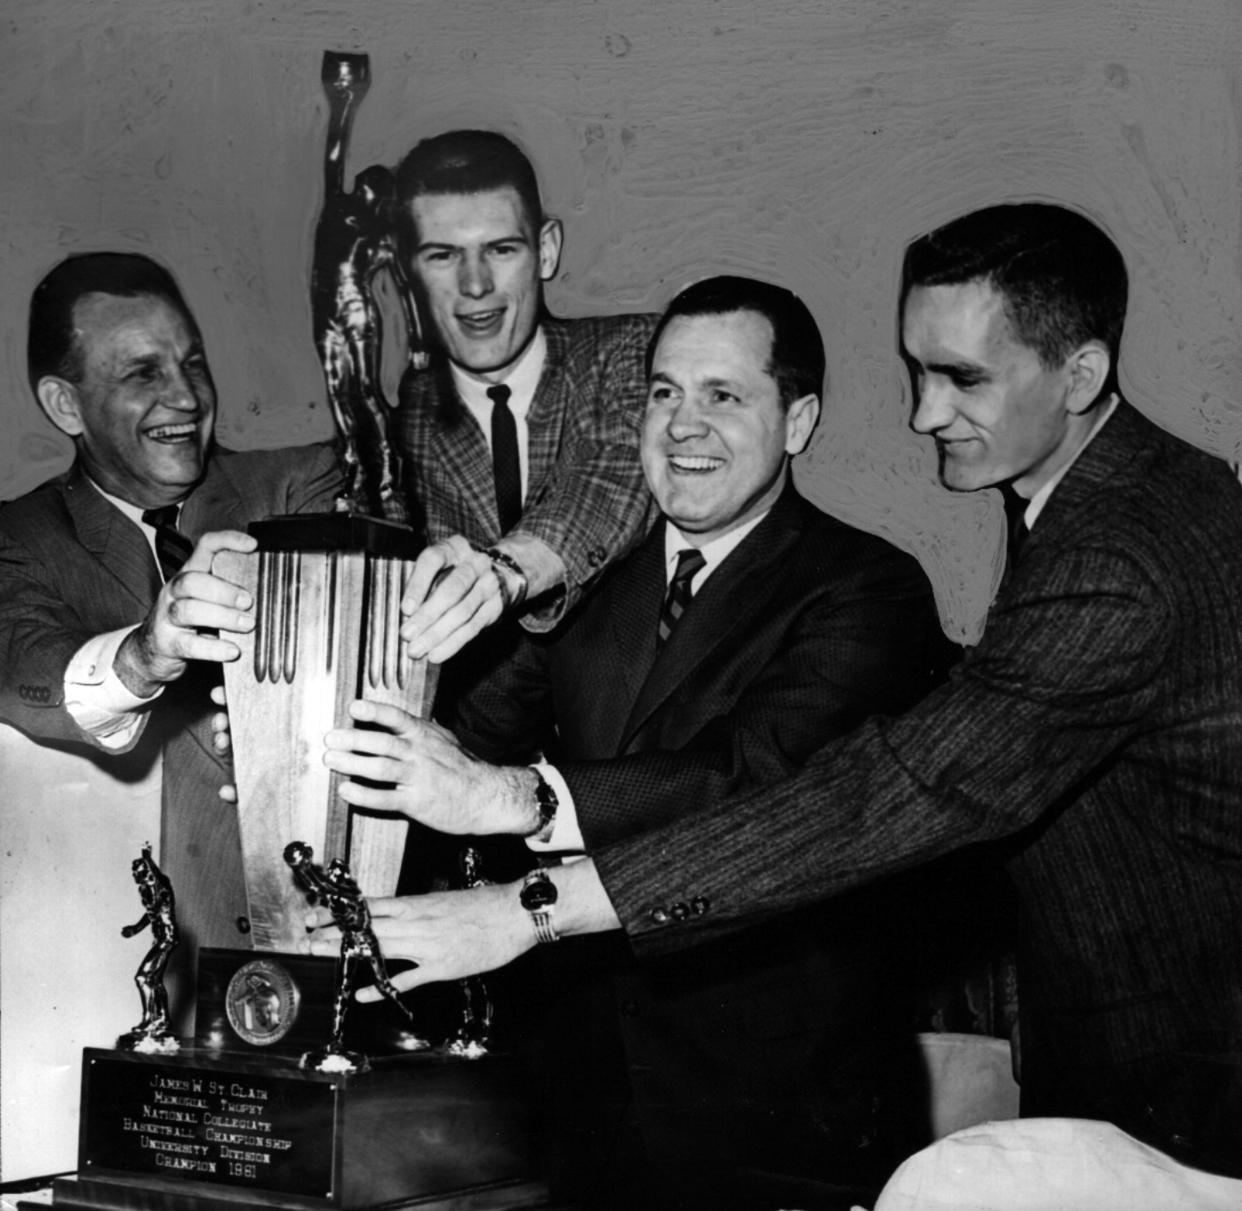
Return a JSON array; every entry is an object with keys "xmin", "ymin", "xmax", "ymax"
[
  {"xmin": 85, "ymin": 474, "xmax": 177, "ymax": 531},
  {"xmin": 448, "ymin": 325, "xmax": 547, "ymax": 419},
  {"xmin": 1023, "ymin": 393, "xmax": 1120, "ymax": 529},
  {"xmin": 663, "ymin": 509, "xmax": 771, "ymax": 587}
]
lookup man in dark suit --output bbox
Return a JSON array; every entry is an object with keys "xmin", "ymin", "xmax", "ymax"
[
  {"xmin": 317, "ymin": 205, "xmax": 1242, "ymax": 1180},
  {"xmin": 510, "ymin": 204, "xmax": 1242, "ymax": 1178},
  {"xmin": 390, "ymin": 130, "xmax": 657, "ymax": 671},
  {"xmin": 314, "ymin": 276, "xmax": 953, "ymax": 1207},
  {"xmin": 0, "ymin": 252, "xmax": 340, "ymax": 1018}
]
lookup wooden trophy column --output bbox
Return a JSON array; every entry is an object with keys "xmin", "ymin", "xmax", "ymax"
[{"xmin": 213, "ymin": 515, "xmax": 435, "ymax": 954}]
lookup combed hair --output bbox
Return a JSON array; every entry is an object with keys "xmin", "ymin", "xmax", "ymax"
[
  {"xmin": 646, "ymin": 274, "xmax": 826, "ymax": 407},
  {"xmin": 394, "ymin": 130, "xmax": 544, "ymax": 241},
  {"xmin": 28, "ymin": 252, "xmax": 192, "ymax": 392},
  {"xmin": 901, "ymin": 203, "xmax": 1127, "ymax": 387}
]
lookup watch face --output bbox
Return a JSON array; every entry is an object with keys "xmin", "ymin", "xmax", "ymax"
[{"xmin": 520, "ymin": 875, "xmax": 558, "ymax": 910}]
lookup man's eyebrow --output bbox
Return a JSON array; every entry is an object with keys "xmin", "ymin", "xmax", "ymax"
[{"xmin": 922, "ymin": 356, "xmax": 987, "ymax": 379}]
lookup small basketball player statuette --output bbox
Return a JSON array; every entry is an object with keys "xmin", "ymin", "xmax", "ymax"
[
  {"xmin": 117, "ymin": 843, "xmax": 180, "ymax": 1054},
  {"xmin": 284, "ymin": 840, "xmax": 427, "ymax": 1072}
]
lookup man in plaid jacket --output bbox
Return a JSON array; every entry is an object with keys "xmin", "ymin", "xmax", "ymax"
[{"xmin": 392, "ymin": 130, "xmax": 657, "ymax": 670}]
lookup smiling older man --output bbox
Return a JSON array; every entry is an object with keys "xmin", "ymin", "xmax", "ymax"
[{"xmin": 0, "ymin": 252, "xmax": 340, "ymax": 1018}]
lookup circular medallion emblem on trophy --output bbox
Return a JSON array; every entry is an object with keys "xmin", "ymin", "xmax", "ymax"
[{"xmin": 226, "ymin": 958, "xmax": 301, "ymax": 1046}]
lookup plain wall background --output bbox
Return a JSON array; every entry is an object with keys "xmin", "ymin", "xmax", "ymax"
[{"xmin": 2, "ymin": 0, "xmax": 1240, "ymax": 1181}]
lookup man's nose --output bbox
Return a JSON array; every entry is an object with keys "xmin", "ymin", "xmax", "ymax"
[
  {"xmin": 163, "ymin": 367, "xmax": 202, "ymax": 411},
  {"xmin": 667, "ymin": 396, "xmax": 710, "ymax": 440},
  {"xmin": 458, "ymin": 255, "xmax": 493, "ymax": 299},
  {"xmin": 910, "ymin": 381, "xmax": 953, "ymax": 434}
]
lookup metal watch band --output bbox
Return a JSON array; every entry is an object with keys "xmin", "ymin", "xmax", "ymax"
[{"xmin": 520, "ymin": 868, "xmax": 560, "ymax": 944}]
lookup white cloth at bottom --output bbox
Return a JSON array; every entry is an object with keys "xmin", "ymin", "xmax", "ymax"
[{"xmin": 864, "ymin": 1117, "xmax": 1242, "ymax": 1211}]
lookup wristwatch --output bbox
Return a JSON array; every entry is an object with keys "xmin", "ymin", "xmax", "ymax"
[
  {"xmin": 471, "ymin": 544, "xmax": 529, "ymax": 611},
  {"xmin": 520, "ymin": 868, "xmax": 559, "ymax": 944},
  {"xmin": 524, "ymin": 767, "xmax": 559, "ymax": 843}
]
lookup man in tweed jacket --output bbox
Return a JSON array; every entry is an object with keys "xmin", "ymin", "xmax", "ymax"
[{"xmin": 391, "ymin": 130, "xmax": 656, "ymax": 669}]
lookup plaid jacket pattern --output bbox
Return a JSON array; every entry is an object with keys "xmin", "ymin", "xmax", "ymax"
[{"xmin": 395, "ymin": 313, "xmax": 659, "ymax": 627}]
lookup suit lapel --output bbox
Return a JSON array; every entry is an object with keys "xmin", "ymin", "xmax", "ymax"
[
  {"xmin": 595, "ymin": 521, "xmax": 669, "ymax": 739},
  {"xmin": 427, "ymin": 364, "xmax": 501, "ymax": 534},
  {"xmin": 179, "ymin": 453, "xmax": 251, "ymax": 539},
  {"xmin": 63, "ymin": 463, "xmax": 160, "ymax": 609},
  {"xmin": 1013, "ymin": 400, "xmax": 1147, "ymax": 573},
  {"xmin": 525, "ymin": 319, "xmax": 570, "ymax": 506},
  {"xmin": 618, "ymin": 487, "xmax": 806, "ymax": 751}
]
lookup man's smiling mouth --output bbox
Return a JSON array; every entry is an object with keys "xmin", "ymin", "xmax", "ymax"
[
  {"xmin": 670, "ymin": 455, "xmax": 725, "ymax": 474},
  {"xmin": 145, "ymin": 423, "xmax": 199, "ymax": 443},
  {"xmin": 458, "ymin": 309, "xmax": 505, "ymax": 333}
]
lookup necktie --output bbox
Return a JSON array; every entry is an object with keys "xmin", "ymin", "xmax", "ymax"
[
  {"xmin": 489, "ymin": 383, "xmax": 522, "ymax": 535},
  {"xmin": 658, "ymin": 548, "xmax": 706, "ymax": 646},
  {"xmin": 1000, "ymin": 487, "xmax": 1029, "ymax": 568},
  {"xmin": 142, "ymin": 505, "xmax": 193, "ymax": 583}
]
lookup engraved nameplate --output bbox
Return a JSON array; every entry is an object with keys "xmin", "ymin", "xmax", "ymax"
[{"xmin": 80, "ymin": 1052, "xmax": 335, "ymax": 1198}]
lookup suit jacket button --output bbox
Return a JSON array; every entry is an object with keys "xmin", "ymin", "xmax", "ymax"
[
  {"xmin": 236, "ymin": 916, "xmax": 251, "ymax": 934},
  {"xmin": 649, "ymin": 907, "xmax": 670, "ymax": 925},
  {"xmin": 587, "ymin": 546, "xmax": 606, "ymax": 567},
  {"xmin": 670, "ymin": 901, "xmax": 690, "ymax": 920},
  {"xmin": 690, "ymin": 896, "xmax": 709, "ymax": 916}
]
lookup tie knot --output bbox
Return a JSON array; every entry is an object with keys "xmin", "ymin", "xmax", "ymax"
[
  {"xmin": 487, "ymin": 383, "xmax": 512, "ymax": 407},
  {"xmin": 671, "ymin": 547, "xmax": 706, "ymax": 588},
  {"xmin": 142, "ymin": 505, "xmax": 180, "ymax": 530}
]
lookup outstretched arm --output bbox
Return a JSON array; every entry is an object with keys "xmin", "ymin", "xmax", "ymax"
[{"xmin": 303, "ymin": 859, "xmax": 621, "ymax": 997}]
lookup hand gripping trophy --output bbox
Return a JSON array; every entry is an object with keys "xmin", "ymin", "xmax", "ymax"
[
  {"xmin": 284, "ymin": 841, "xmax": 425, "ymax": 1072},
  {"xmin": 117, "ymin": 844, "xmax": 180, "ymax": 1054}
]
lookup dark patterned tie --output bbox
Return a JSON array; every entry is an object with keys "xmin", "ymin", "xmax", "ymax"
[
  {"xmin": 489, "ymin": 383, "xmax": 522, "ymax": 534},
  {"xmin": 142, "ymin": 505, "xmax": 193, "ymax": 583},
  {"xmin": 658, "ymin": 548, "xmax": 707, "ymax": 646}
]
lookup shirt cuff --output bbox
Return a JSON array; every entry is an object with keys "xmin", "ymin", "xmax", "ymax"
[
  {"xmin": 64, "ymin": 627, "xmax": 162, "ymax": 750},
  {"xmin": 525, "ymin": 762, "xmax": 585, "ymax": 855}
]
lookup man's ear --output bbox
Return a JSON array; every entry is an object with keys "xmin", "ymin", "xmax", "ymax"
[
  {"xmin": 784, "ymin": 393, "xmax": 821, "ymax": 457},
  {"xmin": 35, "ymin": 376, "xmax": 85, "ymax": 437},
  {"xmin": 1065, "ymin": 341, "xmax": 1111, "ymax": 415},
  {"xmin": 538, "ymin": 217, "xmax": 564, "ymax": 281}
]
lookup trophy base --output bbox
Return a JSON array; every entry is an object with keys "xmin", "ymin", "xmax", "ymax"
[
  {"xmin": 63, "ymin": 1046, "xmax": 546, "ymax": 1211},
  {"xmin": 50, "ymin": 1174, "xmax": 550, "ymax": 1211}
]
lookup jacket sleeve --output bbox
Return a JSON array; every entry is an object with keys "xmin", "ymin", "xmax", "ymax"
[
  {"xmin": 592, "ymin": 540, "xmax": 1171, "ymax": 954},
  {"xmin": 0, "ymin": 522, "xmax": 135, "ymax": 749},
  {"xmin": 514, "ymin": 315, "xmax": 659, "ymax": 630}
]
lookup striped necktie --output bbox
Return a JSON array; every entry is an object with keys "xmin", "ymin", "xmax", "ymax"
[
  {"xmin": 658, "ymin": 548, "xmax": 706, "ymax": 646},
  {"xmin": 142, "ymin": 505, "xmax": 193, "ymax": 583},
  {"xmin": 489, "ymin": 383, "xmax": 522, "ymax": 535}
]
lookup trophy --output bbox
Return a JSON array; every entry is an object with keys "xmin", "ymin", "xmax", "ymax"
[{"xmin": 52, "ymin": 52, "xmax": 545, "ymax": 1211}]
